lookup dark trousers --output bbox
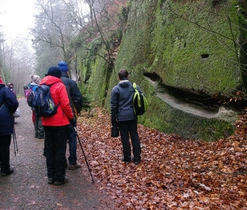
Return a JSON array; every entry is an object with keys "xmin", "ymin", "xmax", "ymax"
[
  {"xmin": 67, "ymin": 123, "xmax": 77, "ymax": 165},
  {"xmin": 0, "ymin": 135, "xmax": 11, "ymax": 173},
  {"xmin": 33, "ymin": 111, "xmax": 44, "ymax": 138},
  {"xmin": 36, "ymin": 116, "xmax": 44, "ymax": 138},
  {"xmin": 118, "ymin": 120, "xmax": 141, "ymax": 161},
  {"xmin": 44, "ymin": 126, "xmax": 67, "ymax": 181}
]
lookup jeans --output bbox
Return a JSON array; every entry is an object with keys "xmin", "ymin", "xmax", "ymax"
[
  {"xmin": 44, "ymin": 126, "xmax": 67, "ymax": 181},
  {"xmin": 118, "ymin": 120, "xmax": 141, "ymax": 162},
  {"xmin": 67, "ymin": 123, "xmax": 77, "ymax": 165},
  {"xmin": 0, "ymin": 135, "xmax": 11, "ymax": 173}
]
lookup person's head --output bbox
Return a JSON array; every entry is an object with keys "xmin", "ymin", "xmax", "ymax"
[
  {"xmin": 7, "ymin": 82, "xmax": 14, "ymax": 88},
  {"xmin": 118, "ymin": 69, "xmax": 129, "ymax": 80},
  {"xmin": 23, "ymin": 84, "xmax": 28, "ymax": 90},
  {"xmin": 30, "ymin": 75, "xmax": 40, "ymax": 84},
  {"xmin": 58, "ymin": 61, "xmax": 68, "ymax": 72},
  {"xmin": 47, "ymin": 66, "xmax": 62, "ymax": 78}
]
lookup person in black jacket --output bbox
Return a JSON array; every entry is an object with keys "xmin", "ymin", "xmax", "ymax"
[
  {"xmin": 0, "ymin": 76, "xmax": 19, "ymax": 176},
  {"xmin": 110, "ymin": 69, "xmax": 143, "ymax": 165},
  {"xmin": 58, "ymin": 61, "xmax": 83, "ymax": 170}
]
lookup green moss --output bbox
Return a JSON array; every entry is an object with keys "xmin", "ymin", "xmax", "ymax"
[
  {"xmin": 139, "ymin": 93, "xmax": 234, "ymax": 141},
  {"xmin": 74, "ymin": 0, "xmax": 242, "ymax": 141},
  {"xmin": 149, "ymin": 0, "xmax": 241, "ymax": 96}
]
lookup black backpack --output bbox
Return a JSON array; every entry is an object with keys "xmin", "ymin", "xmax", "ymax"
[
  {"xmin": 32, "ymin": 84, "xmax": 59, "ymax": 117},
  {"xmin": 132, "ymin": 83, "xmax": 148, "ymax": 115}
]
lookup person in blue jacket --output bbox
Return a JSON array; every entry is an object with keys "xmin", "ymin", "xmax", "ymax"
[
  {"xmin": 27, "ymin": 75, "xmax": 44, "ymax": 139},
  {"xmin": 0, "ymin": 76, "xmax": 19, "ymax": 176},
  {"xmin": 58, "ymin": 61, "xmax": 83, "ymax": 170},
  {"xmin": 110, "ymin": 69, "xmax": 143, "ymax": 165}
]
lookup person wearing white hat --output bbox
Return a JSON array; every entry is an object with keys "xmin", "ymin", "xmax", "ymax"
[{"xmin": 27, "ymin": 75, "xmax": 45, "ymax": 139}]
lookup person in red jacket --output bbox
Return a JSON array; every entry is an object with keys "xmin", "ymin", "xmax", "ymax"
[{"xmin": 39, "ymin": 66, "xmax": 74, "ymax": 186}]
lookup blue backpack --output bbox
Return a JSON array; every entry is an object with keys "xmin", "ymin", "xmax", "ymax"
[{"xmin": 32, "ymin": 84, "xmax": 59, "ymax": 117}]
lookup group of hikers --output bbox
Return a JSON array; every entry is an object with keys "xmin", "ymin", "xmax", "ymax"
[
  {"xmin": 0, "ymin": 64, "xmax": 144, "ymax": 186},
  {"xmin": 0, "ymin": 61, "xmax": 83, "ymax": 185}
]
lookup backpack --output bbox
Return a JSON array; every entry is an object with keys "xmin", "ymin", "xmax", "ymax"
[
  {"xmin": 32, "ymin": 84, "xmax": 59, "ymax": 117},
  {"xmin": 132, "ymin": 83, "xmax": 148, "ymax": 115},
  {"xmin": 27, "ymin": 88, "xmax": 36, "ymax": 107}
]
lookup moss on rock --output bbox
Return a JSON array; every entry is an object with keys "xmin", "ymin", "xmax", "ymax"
[{"xmin": 75, "ymin": 0, "xmax": 243, "ymax": 141}]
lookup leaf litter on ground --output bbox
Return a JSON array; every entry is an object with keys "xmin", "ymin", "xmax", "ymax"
[{"xmin": 76, "ymin": 107, "xmax": 247, "ymax": 210}]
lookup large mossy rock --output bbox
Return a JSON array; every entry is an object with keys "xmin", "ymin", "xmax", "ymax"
[{"xmin": 77, "ymin": 0, "xmax": 243, "ymax": 141}]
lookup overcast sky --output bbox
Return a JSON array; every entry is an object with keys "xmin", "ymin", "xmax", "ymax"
[
  {"xmin": 0, "ymin": 0, "xmax": 36, "ymax": 43},
  {"xmin": 0, "ymin": 0, "xmax": 89, "ymax": 44}
]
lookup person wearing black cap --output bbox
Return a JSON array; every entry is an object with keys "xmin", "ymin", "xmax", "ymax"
[
  {"xmin": 58, "ymin": 61, "xmax": 83, "ymax": 170},
  {"xmin": 110, "ymin": 69, "xmax": 143, "ymax": 165},
  {"xmin": 39, "ymin": 66, "xmax": 74, "ymax": 185}
]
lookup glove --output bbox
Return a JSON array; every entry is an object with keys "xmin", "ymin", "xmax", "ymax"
[
  {"xmin": 70, "ymin": 117, "xmax": 76, "ymax": 126},
  {"xmin": 111, "ymin": 118, "xmax": 118, "ymax": 127}
]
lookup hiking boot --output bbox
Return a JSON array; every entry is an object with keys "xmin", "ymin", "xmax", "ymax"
[
  {"xmin": 68, "ymin": 163, "xmax": 81, "ymax": 170},
  {"xmin": 132, "ymin": 158, "xmax": 141, "ymax": 165},
  {"xmin": 121, "ymin": 158, "xmax": 131, "ymax": 163},
  {"xmin": 48, "ymin": 177, "xmax": 54, "ymax": 184},
  {"xmin": 54, "ymin": 177, "xmax": 69, "ymax": 186},
  {"xmin": 1, "ymin": 168, "xmax": 14, "ymax": 177},
  {"xmin": 38, "ymin": 135, "xmax": 44, "ymax": 139},
  {"xmin": 133, "ymin": 160, "xmax": 141, "ymax": 165}
]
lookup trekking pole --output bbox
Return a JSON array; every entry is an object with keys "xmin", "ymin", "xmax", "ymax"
[
  {"xmin": 12, "ymin": 125, "xmax": 18, "ymax": 156},
  {"xmin": 75, "ymin": 127, "xmax": 95, "ymax": 183}
]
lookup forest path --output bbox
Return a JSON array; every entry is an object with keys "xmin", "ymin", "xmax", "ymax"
[{"xmin": 0, "ymin": 98, "xmax": 114, "ymax": 210}]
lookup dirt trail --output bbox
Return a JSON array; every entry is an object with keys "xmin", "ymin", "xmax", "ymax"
[{"xmin": 0, "ymin": 98, "xmax": 114, "ymax": 210}]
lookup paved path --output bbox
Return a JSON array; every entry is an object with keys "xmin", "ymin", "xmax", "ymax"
[{"xmin": 0, "ymin": 98, "xmax": 114, "ymax": 210}]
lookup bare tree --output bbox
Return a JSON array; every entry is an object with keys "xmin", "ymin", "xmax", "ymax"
[
  {"xmin": 3, "ymin": 37, "xmax": 35, "ymax": 94},
  {"xmin": 0, "ymin": 31, "xmax": 6, "ymax": 81},
  {"xmin": 0, "ymin": 5, "xmax": 34, "ymax": 94},
  {"xmin": 32, "ymin": 0, "xmax": 91, "ymax": 78}
]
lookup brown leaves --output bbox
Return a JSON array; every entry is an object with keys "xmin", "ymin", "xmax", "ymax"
[{"xmin": 76, "ymin": 108, "xmax": 247, "ymax": 209}]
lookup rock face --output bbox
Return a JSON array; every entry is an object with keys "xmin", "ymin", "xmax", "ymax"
[{"xmin": 77, "ymin": 0, "xmax": 246, "ymax": 141}]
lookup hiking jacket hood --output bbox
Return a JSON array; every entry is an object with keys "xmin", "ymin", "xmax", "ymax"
[
  {"xmin": 61, "ymin": 71, "xmax": 83, "ymax": 118},
  {"xmin": 110, "ymin": 79, "xmax": 142, "ymax": 122},
  {"xmin": 0, "ymin": 84, "xmax": 19, "ymax": 136},
  {"xmin": 39, "ymin": 76, "xmax": 74, "ymax": 126}
]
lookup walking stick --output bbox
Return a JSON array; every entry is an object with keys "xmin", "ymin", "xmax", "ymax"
[
  {"xmin": 13, "ymin": 125, "xmax": 18, "ymax": 156},
  {"xmin": 75, "ymin": 127, "xmax": 95, "ymax": 183}
]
